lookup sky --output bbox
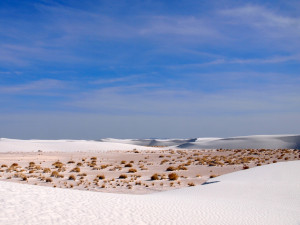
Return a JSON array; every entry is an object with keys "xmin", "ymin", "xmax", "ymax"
[{"xmin": 0, "ymin": 0, "xmax": 299, "ymax": 139}]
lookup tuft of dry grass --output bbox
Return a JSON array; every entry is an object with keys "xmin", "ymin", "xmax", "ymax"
[
  {"xmin": 97, "ymin": 174, "xmax": 105, "ymax": 180},
  {"xmin": 168, "ymin": 173, "xmax": 178, "ymax": 180},
  {"xmin": 119, "ymin": 174, "xmax": 127, "ymax": 179},
  {"xmin": 69, "ymin": 175, "xmax": 76, "ymax": 180},
  {"xmin": 70, "ymin": 167, "xmax": 81, "ymax": 173},
  {"xmin": 46, "ymin": 177, "xmax": 53, "ymax": 182},
  {"xmin": 43, "ymin": 168, "xmax": 51, "ymax": 173},
  {"xmin": 151, "ymin": 173, "xmax": 160, "ymax": 180},
  {"xmin": 166, "ymin": 166, "xmax": 176, "ymax": 171},
  {"xmin": 128, "ymin": 168, "xmax": 137, "ymax": 173}
]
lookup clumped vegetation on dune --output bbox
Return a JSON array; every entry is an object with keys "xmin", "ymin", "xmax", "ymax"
[
  {"xmin": 0, "ymin": 148, "xmax": 298, "ymax": 193},
  {"xmin": 168, "ymin": 173, "xmax": 178, "ymax": 180}
]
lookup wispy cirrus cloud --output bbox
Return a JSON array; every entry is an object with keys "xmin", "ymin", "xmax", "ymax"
[{"xmin": 0, "ymin": 79, "xmax": 68, "ymax": 95}]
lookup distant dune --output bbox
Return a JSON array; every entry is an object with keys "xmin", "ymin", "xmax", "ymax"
[
  {"xmin": 0, "ymin": 134, "xmax": 299, "ymax": 152},
  {"xmin": 101, "ymin": 135, "xmax": 300, "ymax": 149}
]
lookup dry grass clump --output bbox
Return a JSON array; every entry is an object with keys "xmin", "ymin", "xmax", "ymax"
[
  {"xmin": 128, "ymin": 168, "xmax": 137, "ymax": 173},
  {"xmin": 52, "ymin": 161, "xmax": 64, "ymax": 168},
  {"xmin": 69, "ymin": 175, "xmax": 76, "ymax": 180},
  {"xmin": 151, "ymin": 173, "xmax": 160, "ymax": 180},
  {"xmin": 101, "ymin": 164, "xmax": 109, "ymax": 169},
  {"xmin": 46, "ymin": 177, "xmax": 53, "ymax": 182},
  {"xmin": 29, "ymin": 162, "xmax": 35, "ymax": 167},
  {"xmin": 1, "ymin": 164, "xmax": 8, "ymax": 168},
  {"xmin": 70, "ymin": 167, "xmax": 81, "ymax": 173},
  {"xmin": 78, "ymin": 173, "xmax": 87, "ymax": 177},
  {"xmin": 177, "ymin": 165, "xmax": 188, "ymax": 170},
  {"xmin": 119, "ymin": 174, "xmax": 127, "ymax": 179},
  {"xmin": 21, "ymin": 174, "xmax": 28, "ymax": 181},
  {"xmin": 51, "ymin": 171, "xmax": 64, "ymax": 178},
  {"xmin": 68, "ymin": 160, "xmax": 75, "ymax": 164},
  {"xmin": 188, "ymin": 182, "xmax": 195, "ymax": 186},
  {"xmin": 43, "ymin": 168, "xmax": 51, "ymax": 173},
  {"xmin": 160, "ymin": 159, "xmax": 169, "ymax": 165},
  {"xmin": 97, "ymin": 174, "xmax": 105, "ymax": 180},
  {"xmin": 166, "ymin": 166, "xmax": 176, "ymax": 171},
  {"xmin": 210, "ymin": 174, "xmax": 218, "ymax": 178},
  {"xmin": 168, "ymin": 173, "xmax": 178, "ymax": 180},
  {"xmin": 121, "ymin": 160, "xmax": 126, "ymax": 164},
  {"xmin": 124, "ymin": 163, "xmax": 132, "ymax": 167},
  {"xmin": 243, "ymin": 165, "xmax": 249, "ymax": 170}
]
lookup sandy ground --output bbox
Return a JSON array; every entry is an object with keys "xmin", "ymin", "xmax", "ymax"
[
  {"xmin": 0, "ymin": 148, "xmax": 299, "ymax": 194},
  {"xmin": 0, "ymin": 160, "xmax": 299, "ymax": 225}
]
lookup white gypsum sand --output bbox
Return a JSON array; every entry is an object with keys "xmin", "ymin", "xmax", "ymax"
[
  {"xmin": 0, "ymin": 161, "xmax": 299, "ymax": 225},
  {"xmin": 0, "ymin": 138, "xmax": 157, "ymax": 152}
]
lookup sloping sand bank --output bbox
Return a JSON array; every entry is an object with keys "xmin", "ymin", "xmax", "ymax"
[{"xmin": 0, "ymin": 161, "xmax": 299, "ymax": 225}]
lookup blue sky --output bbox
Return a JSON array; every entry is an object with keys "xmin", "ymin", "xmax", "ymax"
[{"xmin": 0, "ymin": 0, "xmax": 299, "ymax": 139}]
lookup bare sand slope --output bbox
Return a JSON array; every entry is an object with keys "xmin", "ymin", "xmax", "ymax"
[
  {"xmin": 0, "ymin": 138, "xmax": 156, "ymax": 152},
  {"xmin": 0, "ymin": 161, "xmax": 299, "ymax": 225},
  {"xmin": 177, "ymin": 134, "xmax": 300, "ymax": 149}
]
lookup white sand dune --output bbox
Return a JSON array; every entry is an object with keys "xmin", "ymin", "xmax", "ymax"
[
  {"xmin": 100, "ymin": 138, "xmax": 193, "ymax": 147},
  {"xmin": 0, "ymin": 161, "xmax": 299, "ymax": 225},
  {"xmin": 0, "ymin": 138, "xmax": 156, "ymax": 152},
  {"xmin": 102, "ymin": 134, "xmax": 300, "ymax": 149},
  {"xmin": 1, "ymin": 134, "xmax": 299, "ymax": 152},
  {"xmin": 177, "ymin": 134, "xmax": 300, "ymax": 149}
]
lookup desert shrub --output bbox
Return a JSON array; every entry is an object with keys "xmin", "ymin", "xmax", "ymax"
[
  {"xmin": 77, "ymin": 162, "xmax": 83, "ymax": 166},
  {"xmin": 46, "ymin": 177, "xmax": 53, "ymax": 182},
  {"xmin": 91, "ymin": 157, "xmax": 97, "ymax": 160},
  {"xmin": 243, "ymin": 165, "xmax": 249, "ymax": 170},
  {"xmin": 21, "ymin": 175, "xmax": 27, "ymax": 181},
  {"xmin": 168, "ymin": 173, "xmax": 178, "ymax": 180},
  {"xmin": 70, "ymin": 167, "xmax": 80, "ymax": 173},
  {"xmin": 177, "ymin": 165, "xmax": 188, "ymax": 170},
  {"xmin": 52, "ymin": 161, "xmax": 64, "ymax": 168},
  {"xmin": 128, "ymin": 168, "xmax": 137, "ymax": 173},
  {"xmin": 121, "ymin": 160, "xmax": 126, "ymax": 164},
  {"xmin": 69, "ymin": 175, "xmax": 76, "ymax": 180},
  {"xmin": 43, "ymin": 168, "xmax": 51, "ymax": 173},
  {"xmin": 1, "ymin": 164, "xmax": 7, "ymax": 168},
  {"xmin": 11, "ymin": 163, "xmax": 18, "ymax": 167},
  {"xmin": 50, "ymin": 171, "xmax": 63, "ymax": 178},
  {"xmin": 35, "ymin": 165, "xmax": 42, "ymax": 170},
  {"xmin": 166, "ymin": 166, "xmax": 176, "ymax": 171},
  {"xmin": 78, "ymin": 173, "xmax": 87, "ymax": 176},
  {"xmin": 101, "ymin": 164, "xmax": 109, "ymax": 169},
  {"xmin": 125, "ymin": 163, "xmax": 132, "ymax": 167},
  {"xmin": 151, "ymin": 173, "xmax": 160, "ymax": 180},
  {"xmin": 97, "ymin": 174, "xmax": 105, "ymax": 179},
  {"xmin": 188, "ymin": 182, "xmax": 195, "ymax": 186},
  {"xmin": 68, "ymin": 160, "xmax": 75, "ymax": 164},
  {"xmin": 209, "ymin": 174, "xmax": 217, "ymax": 178},
  {"xmin": 29, "ymin": 162, "xmax": 35, "ymax": 167},
  {"xmin": 119, "ymin": 174, "xmax": 127, "ymax": 179},
  {"xmin": 160, "ymin": 159, "xmax": 169, "ymax": 165}
]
